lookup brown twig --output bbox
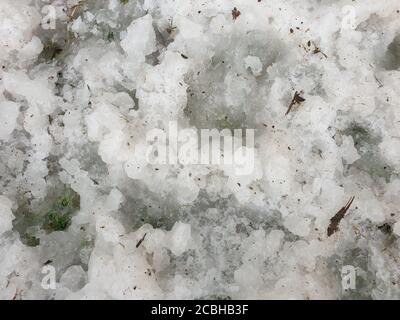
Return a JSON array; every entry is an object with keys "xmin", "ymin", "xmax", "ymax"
[
  {"xmin": 313, "ymin": 47, "xmax": 327, "ymax": 58},
  {"xmin": 136, "ymin": 233, "xmax": 147, "ymax": 248},
  {"xmin": 327, "ymin": 196, "xmax": 355, "ymax": 237},
  {"xmin": 68, "ymin": 1, "xmax": 85, "ymax": 22}
]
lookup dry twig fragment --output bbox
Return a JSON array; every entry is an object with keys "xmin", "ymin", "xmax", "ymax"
[
  {"xmin": 136, "ymin": 233, "xmax": 147, "ymax": 248},
  {"xmin": 166, "ymin": 19, "xmax": 177, "ymax": 34},
  {"xmin": 327, "ymin": 196, "xmax": 355, "ymax": 237},
  {"xmin": 313, "ymin": 46, "xmax": 328, "ymax": 58},
  {"xmin": 68, "ymin": 1, "xmax": 85, "ymax": 22}
]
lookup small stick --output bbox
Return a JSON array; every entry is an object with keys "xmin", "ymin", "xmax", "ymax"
[
  {"xmin": 327, "ymin": 196, "xmax": 355, "ymax": 237},
  {"xmin": 68, "ymin": 1, "xmax": 85, "ymax": 22},
  {"xmin": 313, "ymin": 47, "xmax": 328, "ymax": 58},
  {"xmin": 136, "ymin": 233, "xmax": 147, "ymax": 248},
  {"xmin": 374, "ymin": 75, "xmax": 383, "ymax": 88},
  {"xmin": 311, "ymin": 41, "xmax": 328, "ymax": 58}
]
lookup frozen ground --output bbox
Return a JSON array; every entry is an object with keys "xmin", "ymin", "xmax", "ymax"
[{"xmin": 0, "ymin": 0, "xmax": 400, "ymax": 300}]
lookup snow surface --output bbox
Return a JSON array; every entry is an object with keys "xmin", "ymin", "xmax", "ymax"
[{"xmin": 0, "ymin": 0, "xmax": 400, "ymax": 299}]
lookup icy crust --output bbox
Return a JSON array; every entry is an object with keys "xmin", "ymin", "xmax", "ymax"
[{"xmin": 0, "ymin": 0, "xmax": 400, "ymax": 299}]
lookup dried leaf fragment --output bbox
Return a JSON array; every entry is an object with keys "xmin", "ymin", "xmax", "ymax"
[
  {"xmin": 285, "ymin": 91, "xmax": 305, "ymax": 115},
  {"xmin": 232, "ymin": 7, "xmax": 241, "ymax": 20},
  {"xmin": 327, "ymin": 196, "xmax": 355, "ymax": 237}
]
